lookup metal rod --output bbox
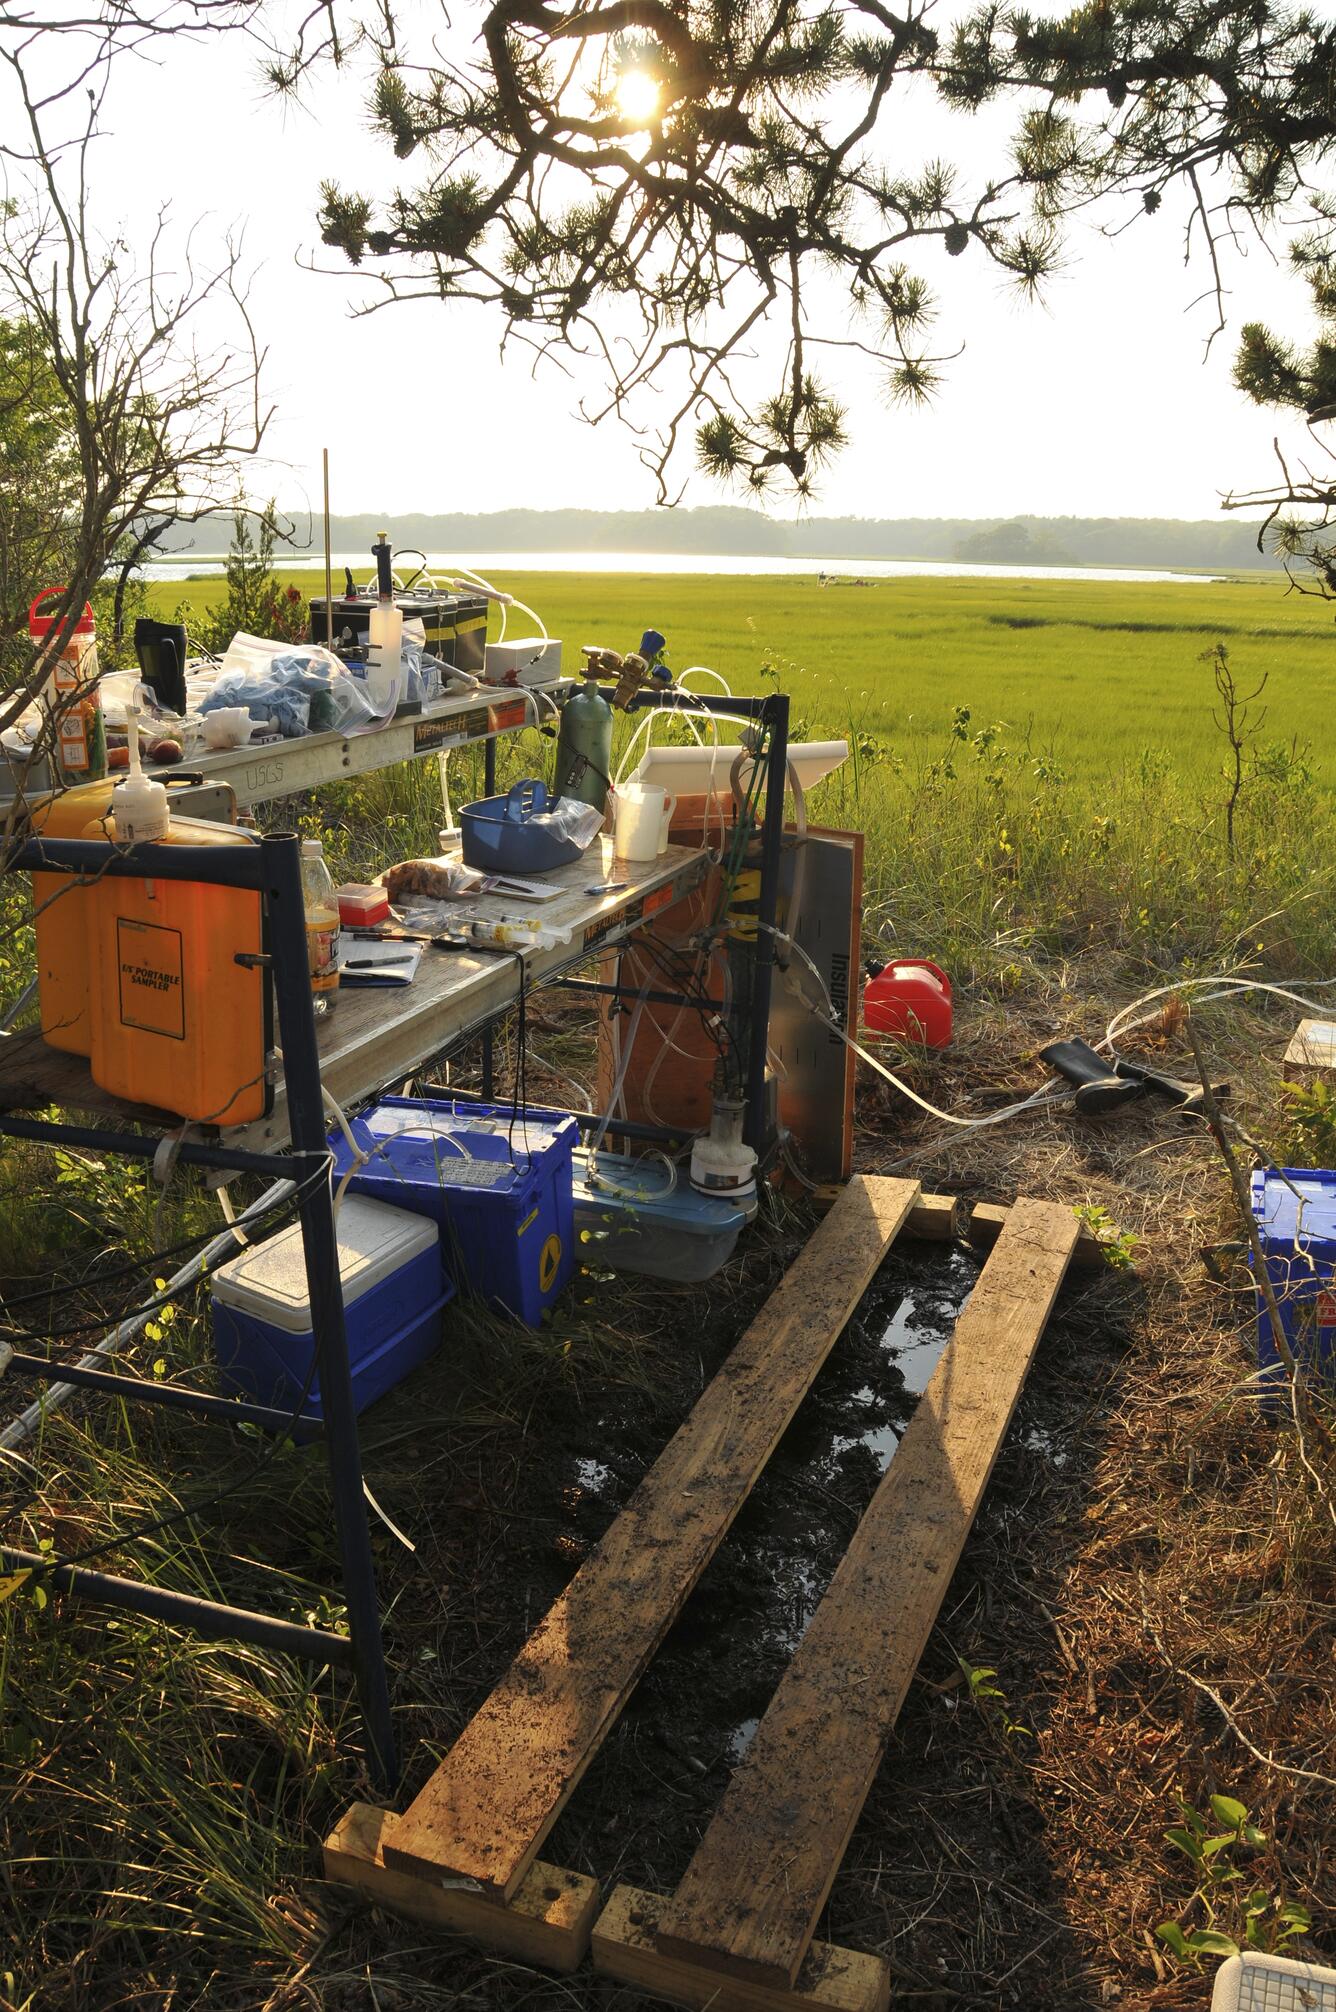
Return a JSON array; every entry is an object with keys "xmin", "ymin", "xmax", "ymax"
[
  {"xmin": 9, "ymin": 834, "xmax": 270, "ymax": 888},
  {"xmin": 322, "ymin": 448, "xmax": 335, "ymax": 649},
  {"xmin": 484, "ymin": 732, "xmax": 497, "ymax": 795},
  {"xmin": 430, "ymin": 1085, "xmax": 690, "ymax": 1143},
  {"xmin": 555, "ymin": 978, "xmax": 726, "ymax": 1012},
  {"xmin": 5, "ymin": 1353, "xmax": 323, "ymax": 1436},
  {"xmin": 744, "ymin": 692, "xmax": 789, "ymax": 1155},
  {"xmin": 0, "ymin": 1115, "xmax": 304, "ymax": 1182},
  {"xmin": 0, "ymin": 1546, "xmax": 355, "ymax": 1667},
  {"xmin": 264, "ymin": 832, "xmax": 397, "ymax": 1789},
  {"xmin": 0, "ymin": 1176, "xmax": 295, "ymax": 1451}
]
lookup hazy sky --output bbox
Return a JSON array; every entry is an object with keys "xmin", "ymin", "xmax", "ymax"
[{"xmin": 6, "ymin": 11, "xmax": 1320, "ymax": 528}]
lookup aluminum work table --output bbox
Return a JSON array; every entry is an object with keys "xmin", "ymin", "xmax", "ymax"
[{"xmin": 0, "ymin": 837, "xmax": 711, "ymax": 1150}]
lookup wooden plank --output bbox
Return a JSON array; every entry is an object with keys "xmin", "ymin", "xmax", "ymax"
[
  {"xmin": 657, "ymin": 1198, "xmax": 1080, "ymax": 1990},
  {"xmin": 968, "ymin": 1200, "xmax": 1112, "ymax": 1270},
  {"xmin": 592, "ymin": 1885, "xmax": 888, "ymax": 2012},
  {"xmin": 1283, "ymin": 1017, "xmax": 1336, "ymax": 1078},
  {"xmin": 383, "ymin": 1174, "xmax": 923, "ymax": 1898},
  {"xmin": 322, "ymin": 1804, "xmax": 599, "ymax": 1973}
]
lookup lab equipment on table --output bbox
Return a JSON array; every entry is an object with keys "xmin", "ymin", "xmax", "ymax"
[
  {"xmin": 459, "ymin": 779, "xmax": 603, "ymax": 874},
  {"xmin": 553, "ymin": 656, "xmax": 614, "ymax": 811},
  {"xmin": 574, "ymin": 1148, "xmax": 747, "ymax": 1281},
  {"xmin": 338, "ymin": 882, "xmax": 392, "ymax": 928},
  {"xmin": 483, "ymin": 636, "xmax": 563, "ymax": 687},
  {"xmin": 301, "ymin": 839, "xmax": 340, "ymax": 1016},
  {"xmin": 31, "ymin": 768, "xmax": 270, "ymax": 1121},
  {"xmin": 211, "ymin": 1196, "xmax": 451, "ymax": 1432},
  {"xmin": 612, "ymin": 781, "xmax": 675, "ymax": 862},
  {"xmin": 328, "ymin": 1097, "xmax": 578, "ymax": 1326},
  {"xmin": 28, "ymin": 589, "xmax": 106, "ymax": 784},
  {"xmin": 1250, "ymin": 1167, "xmax": 1336, "ymax": 1390},
  {"xmin": 133, "ymin": 618, "xmax": 189, "ymax": 714}
]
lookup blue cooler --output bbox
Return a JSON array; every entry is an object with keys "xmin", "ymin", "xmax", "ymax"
[
  {"xmin": 211, "ymin": 1195, "xmax": 451, "ymax": 1432},
  {"xmin": 328, "ymin": 1098, "xmax": 577, "ymax": 1326},
  {"xmin": 1249, "ymin": 1167, "xmax": 1336, "ymax": 1388}
]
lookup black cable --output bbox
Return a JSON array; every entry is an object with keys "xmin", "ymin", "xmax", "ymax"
[
  {"xmin": 0, "ymin": 1160, "xmax": 334, "ymax": 1359},
  {"xmin": 9, "ymin": 1329, "xmax": 326, "ymax": 1581},
  {"xmin": 0, "ymin": 1159, "xmax": 330, "ymax": 1315}
]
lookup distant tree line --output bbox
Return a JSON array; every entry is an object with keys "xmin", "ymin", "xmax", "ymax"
[{"xmin": 152, "ymin": 507, "xmax": 1283, "ymax": 574}]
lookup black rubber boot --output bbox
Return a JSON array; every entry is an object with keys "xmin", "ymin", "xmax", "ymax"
[{"xmin": 1039, "ymin": 1037, "xmax": 1146, "ymax": 1116}]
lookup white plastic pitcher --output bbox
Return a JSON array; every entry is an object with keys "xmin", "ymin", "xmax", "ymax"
[{"xmin": 613, "ymin": 782, "xmax": 676, "ymax": 861}]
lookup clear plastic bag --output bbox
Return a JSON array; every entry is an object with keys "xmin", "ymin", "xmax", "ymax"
[
  {"xmin": 538, "ymin": 797, "xmax": 604, "ymax": 850},
  {"xmin": 202, "ymin": 637, "xmax": 380, "ymax": 738}
]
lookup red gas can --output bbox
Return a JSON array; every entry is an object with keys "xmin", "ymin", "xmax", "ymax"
[{"xmin": 862, "ymin": 959, "xmax": 953, "ymax": 1048}]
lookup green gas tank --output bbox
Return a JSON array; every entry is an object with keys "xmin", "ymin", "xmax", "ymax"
[{"xmin": 553, "ymin": 666, "xmax": 613, "ymax": 812}]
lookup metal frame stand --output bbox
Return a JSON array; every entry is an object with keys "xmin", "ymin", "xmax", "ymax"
[
  {"xmin": 0, "ymin": 830, "xmax": 396, "ymax": 1786},
  {"xmin": 0, "ymin": 684, "xmax": 792, "ymax": 1794}
]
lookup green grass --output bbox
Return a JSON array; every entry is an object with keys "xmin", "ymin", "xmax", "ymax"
[{"xmin": 153, "ymin": 566, "xmax": 1336, "ymax": 780}]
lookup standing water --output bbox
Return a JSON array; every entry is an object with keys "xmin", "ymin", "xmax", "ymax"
[{"xmin": 545, "ymin": 1242, "xmax": 980, "ymax": 1880}]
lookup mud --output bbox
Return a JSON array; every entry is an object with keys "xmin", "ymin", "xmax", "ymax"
[{"xmin": 541, "ymin": 1241, "xmax": 980, "ymax": 1886}]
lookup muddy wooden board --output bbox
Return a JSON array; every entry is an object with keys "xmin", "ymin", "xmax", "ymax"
[
  {"xmin": 593, "ymin": 1884, "xmax": 889, "ymax": 2012},
  {"xmin": 380, "ymin": 1173, "xmax": 923, "ymax": 1900},
  {"xmin": 655, "ymin": 1198, "xmax": 1080, "ymax": 1990},
  {"xmin": 323, "ymin": 1804, "xmax": 598, "ymax": 1972}
]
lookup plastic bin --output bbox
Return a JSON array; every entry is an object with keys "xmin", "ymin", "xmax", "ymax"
[
  {"xmin": 574, "ymin": 1148, "xmax": 747, "ymax": 1282},
  {"xmin": 459, "ymin": 779, "xmax": 591, "ymax": 874},
  {"xmin": 1249, "ymin": 1167, "xmax": 1336, "ymax": 1387},
  {"xmin": 210, "ymin": 1196, "xmax": 450, "ymax": 1434},
  {"xmin": 328, "ymin": 1098, "xmax": 578, "ymax": 1326}
]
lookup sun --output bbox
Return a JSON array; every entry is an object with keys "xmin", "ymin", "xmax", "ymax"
[{"xmin": 614, "ymin": 68, "xmax": 661, "ymax": 125}]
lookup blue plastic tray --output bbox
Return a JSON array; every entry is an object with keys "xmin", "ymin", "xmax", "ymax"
[{"xmin": 460, "ymin": 778, "xmax": 587, "ymax": 874}]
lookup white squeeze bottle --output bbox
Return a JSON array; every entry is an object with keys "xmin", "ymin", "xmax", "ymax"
[
  {"xmin": 111, "ymin": 702, "xmax": 170, "ymax": 841},
  {"xmin": 301, "ymin": 838, "xmax": 340, "ymax": 1015}
]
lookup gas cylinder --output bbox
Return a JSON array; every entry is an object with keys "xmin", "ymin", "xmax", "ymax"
[
  {"xmin": 862, "ymin": 959, "xmax": 953, "ymax": 1047},
  {"xmin": 553, "ymin": 663, "xmax": 613, "ymax": 813},
  {"xmin": 28, "ymin": 590, "xmax": 106, "ymax": 785}
]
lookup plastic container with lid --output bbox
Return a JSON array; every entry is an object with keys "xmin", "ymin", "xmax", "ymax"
[
  {"xmin": 28, "ymin": 589, "xmax": 106, "ymax": 784},
  {"xmin": 1249, "ymin": 1167, "xmax": 1336, "ymax": 1390},
  {"xmin": 574, "ymin": 1148, "xmax": 747, "ymax": 1282},
  {"xmin": 327, "ymin": 1096, "xmax": 577, "ymax": 1325},
  {"xmin": 210, "ymin": 1195, "xmax": 452, "ymax": 1432},
  {"xmin": 337, "ymin": 882, "xmax": 391, "ymax": 928}
]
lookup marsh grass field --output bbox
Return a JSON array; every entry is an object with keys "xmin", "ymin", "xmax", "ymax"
[
  {"xmin": 158, "ymin": 564, "xmax": 1336, "ymax": 974},
  {"xmin": 158, "ymin": 566, "xmax": 1336, "ymax": 779}
]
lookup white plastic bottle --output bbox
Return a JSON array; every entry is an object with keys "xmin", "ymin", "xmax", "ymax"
[
  {"xmin": 301, "ymin": 838, "xmax": 340, "ymax": 1015},
  {"xmin": 110, "ymin": 703, "xmax": 170, "ymax": 842}
]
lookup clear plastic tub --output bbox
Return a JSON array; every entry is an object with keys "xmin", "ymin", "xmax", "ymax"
[{"xmin": 573, "ymin": 1148, "xmax": 747, "ymax": 1282}]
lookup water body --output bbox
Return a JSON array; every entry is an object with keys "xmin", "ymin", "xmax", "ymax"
[{"xmin": 138, "ymin": 547, "xmax": 1221, "ymax": 586}]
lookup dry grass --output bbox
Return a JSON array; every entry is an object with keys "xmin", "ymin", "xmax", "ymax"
[{"xmin": 2, "ymin": 972, "xmax": 1333, "ymax": 2011}]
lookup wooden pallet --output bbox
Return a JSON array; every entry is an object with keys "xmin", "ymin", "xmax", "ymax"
[
  {"xmin": 594, "ymin": 1199, "xmax": 1080, "ymax": 2009},
  {"xmin": 327, "ymin": 1176, "xmax": 922, "ymax": 1936}
]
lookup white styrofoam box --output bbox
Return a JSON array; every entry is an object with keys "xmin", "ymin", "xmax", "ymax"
[
  {"xmin": 483, "ymin": 637, "xmax": 563, "ymax": 687},
  {"xmin": 211, "ymin": 1196, "xmax": 439, "ymax": 1333}
]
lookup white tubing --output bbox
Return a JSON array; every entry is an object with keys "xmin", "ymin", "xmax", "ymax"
[{"xmin": 0, "ymin": 1175, "xmax": 297, "ymax": 1450}]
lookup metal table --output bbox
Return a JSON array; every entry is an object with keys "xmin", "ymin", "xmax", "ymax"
[{"xmin": 0, "ymin": 839, "xmax": 710, "ymax": 1150}]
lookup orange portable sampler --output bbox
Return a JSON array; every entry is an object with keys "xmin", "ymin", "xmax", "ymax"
[{"xmin": 31, "ymin": 787, "xmax": 271, "ymax": 1126}]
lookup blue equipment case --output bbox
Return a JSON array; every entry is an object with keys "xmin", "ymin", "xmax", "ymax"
[
  {"xmin": 1249, "ymin": 1166, "xmax": 1336, "ymax": 1388},
  {"xmin": 329, "ymin": 1097, "xmax": 578, "ymax": 1326}
]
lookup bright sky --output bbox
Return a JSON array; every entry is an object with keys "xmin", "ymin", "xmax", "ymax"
[{"xmin": 4, "ymin": 10, "xmax": 1318, "ymax": 528}]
